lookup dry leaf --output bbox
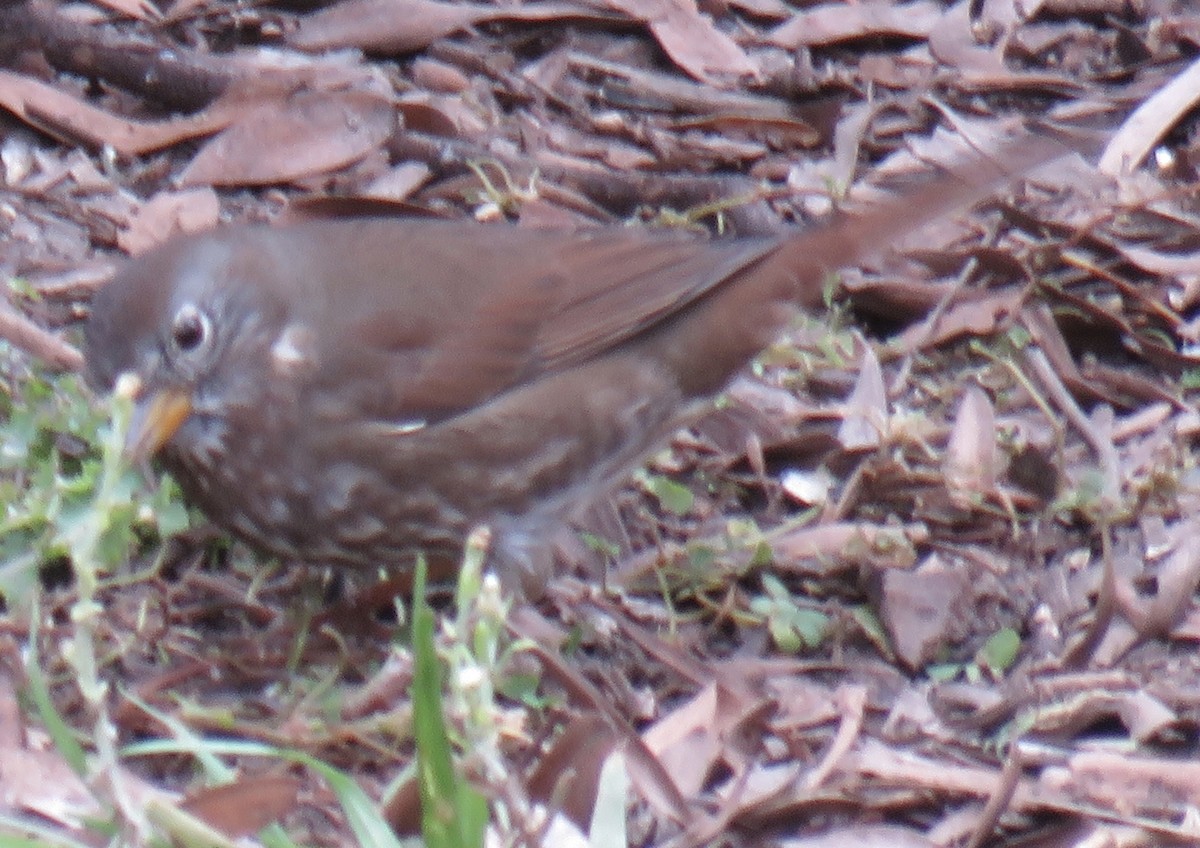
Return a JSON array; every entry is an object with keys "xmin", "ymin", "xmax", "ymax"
[
  {"xmin": 604, "ymin": 0, "xmax": 760, "ymax": 84},
  {"xmin": 178, "ymin": 89, "xmax": 394, "ymax": 187},
  {"xmin": 879, "ymin": 554, "xmax": 969, "ymax": 670},
  {"xmin": 290, "ymin": 0, "xmax": 607, "ymax": 53},
  {"xmin": 117, "ymin": 188, "xmax": 220, "ymax": 255},
  {"xmin": 943, "ymin": 383, "xmax": 998, "ymax": 500},
  {"xmin": 769, "ymin": 0, "xmax": 942, "ymax": 47},
  {"xmin": 181, "ymin": 775, "xmax": 303, "ymax": 838}
]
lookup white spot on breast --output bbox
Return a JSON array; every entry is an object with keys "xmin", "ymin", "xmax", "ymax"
[
  {"xmin": 267, "ymin": 498, "xmax": 291, "ymax": 524},
  {"xmin": 320, "ymin": 463, "xmax": 366, "ymax": 514},
  {"xmin": 271, "ymin": 323, "xmax": 316, "ymax": 375}
]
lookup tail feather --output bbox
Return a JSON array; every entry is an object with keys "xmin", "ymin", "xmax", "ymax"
[
  {"xmin": 657, "ymin": 127, "xmax": 1074, "ymax": 397},
  {"xmin": 767, "ymin": 128, "xmax": 1071, "ymax": 309}
]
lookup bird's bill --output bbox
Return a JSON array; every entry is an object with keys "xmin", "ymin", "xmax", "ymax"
[{"xmin": 119, "ymin": 376, "xmax": 192, "ymax": 460}]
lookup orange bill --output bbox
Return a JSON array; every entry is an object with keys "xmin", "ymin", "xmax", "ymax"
[{"xmin": 125, "ymin": 387, "xmax": 192, "ymax": 460}]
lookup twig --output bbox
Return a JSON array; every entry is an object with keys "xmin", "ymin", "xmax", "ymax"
[{"xmin": 0, "ymin": 301, "xmax": 83, "ymax": 372}]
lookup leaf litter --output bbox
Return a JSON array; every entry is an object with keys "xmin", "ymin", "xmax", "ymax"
[{"xmin": 2, "ymin": 0, "xmax": 1200, "ymax": 845}]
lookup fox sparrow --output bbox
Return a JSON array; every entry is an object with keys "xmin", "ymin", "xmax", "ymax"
[{"xmin": 83, "ymin": 138, "xmax": 1059, "ymax": 585}]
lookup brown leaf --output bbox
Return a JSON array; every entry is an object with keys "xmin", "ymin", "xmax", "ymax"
[
  {"xmin": 642, "ymin": 682, "xmax": 772, "ymax": 797},
  {"xmin": 893, "ymin": 288, "xmax": 1026, "ymax": 352},
  {"xmin": 1060, "ymin": 749, "xmax": 1200, "ymax": 812},
  {"xmin": 782, "ymin": 823, "xmax": 938, "ymax": 847},
  {"xmin": 116, "ymin": 188, "xmax": 220, "ymax": 255},
  {"xmin": 768, "ymin": 0, "xmax": 943, "ymax": 47},
  {"xmin": 769, "ymin": 522, "xmax": 924, "ymax": 573},
  {"xmin": 290, "ymin": 0, "xmax": 490, "ymax": 52},
  {"xmin": 604, "ymin": 0, "xmax": 760, "ymax": 84},
  {"xmin": 837, "ymin": 340, "xmax": 886, "ymax": 450},
  {"xmin": 0, "ymin": 69, "xmax": 231, "ymax": 156},
  {"xmin": 527, "ymin": 714, "xmax": 622, "ymax": 828},
  {"xmin": 0, "ymin": 672, "xmax": 99, "ymax": 826},
  {"xmin": 943, "ymin": 384, "xmax": 998, "ymax": 500},
  {"xmin": 181, "ymin": 775, "xmax": 303, "ymax": 838},
  {"xmin": 1115, "ymin": 518, "xmax": 1200, "ymax": 639},
  {"xmin": 178, "ymin": 89, "xmax": 394, "ymax": 187},
  {"xmin": 289, "ymin": 0, "xmax": 609, "ymax": 53},
  {"xmin": 91, "ymin": 0, "xmax": 162, "ymax": 20},
  {"xmin": 1099, "ymin": 56, "xmax": 1200, "ymax": 176},
  {"xmin": 361, "ymin": 161, "xmax": 434, "ymax": 202},
  {"xmin": 927, "ymin": 1, "xmax": 1007, "ymax": 75},
  {"xmin": 879, "ymin": 555, "xmax": 970, "ymax": 670},
  {"xmin": 527, "ymin": 712, "xmax": 689, "ymax": 829}
]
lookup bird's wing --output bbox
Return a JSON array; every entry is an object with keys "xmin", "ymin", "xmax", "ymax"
[
  {"xmin": 301, "ymin": 122, "xmax": 1070, "ymax": 426},
  {"xmin": 304, "ymin": 221, "xmax": 783, "ymax": 425}
]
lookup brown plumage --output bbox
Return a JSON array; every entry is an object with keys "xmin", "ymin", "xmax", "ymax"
[{"xmin": 83, "ymin": 136, "xmax": 1061, "ymax": 586}]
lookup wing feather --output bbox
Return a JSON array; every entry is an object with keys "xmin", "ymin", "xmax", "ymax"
[{"xmin": 287, "ymin": 221, "xmax": 781, "ymax": 424}]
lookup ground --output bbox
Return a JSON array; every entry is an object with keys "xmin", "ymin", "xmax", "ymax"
[{"xmin": 1, "ymin": 0, "xmax": 1200, "ymax": 845}]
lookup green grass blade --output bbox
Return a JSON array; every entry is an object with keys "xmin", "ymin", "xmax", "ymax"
[{"xmin": 412, "ymin": 558, "xmax": 487, "ymax": 848}]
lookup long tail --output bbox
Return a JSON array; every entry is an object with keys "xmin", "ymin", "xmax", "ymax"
[
  {"xmin": 771, "ymin": 126, "xmax": 1072, "ymax": 308},
  {"xmin": 659, "ymin": 125, "xmax": 1074, "ymax": 397}
]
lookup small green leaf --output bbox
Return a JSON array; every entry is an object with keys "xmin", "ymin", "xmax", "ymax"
[
  {"xmin": 977, "ymin": 627, "xmax": 1021, "ymax": 675},
  {"xmin": 765, "ymin": 614, "xmax": 803, "ymax": 653},
  {"xmin": 926, "ymin": 662, "xmax": 962, "ymax": 682},
  {"xmin": 750, "ymin": 577, "xmax": 829, "ymax": 653},
  {"xmin": 850, "ymin": 605, "xmax": 891, "ymax": 658},
  {"xmin": 684, "ymin": 543, "xmax": 717, "ymax": 573},
  {"xmin": 499, "ymin": 672, "xmax": 549, "ymax": 709},
  {"xmin": 579, "ymin": 531, "xmax": 620, "ymax": 559},
  {"xmin": 152, "ymin": 490, "xmax": 191, "ymax": 537},
  {"xmin": 761, "ymin": 573, "xmax": 788, "ymax": 600},
  {"xmin": 1004, "ymin": 324, "xmax": 1032, "ymax": 350},
  {"xmin": 640, "ymin": 473, "xmax": 694, "ymax": 516}
]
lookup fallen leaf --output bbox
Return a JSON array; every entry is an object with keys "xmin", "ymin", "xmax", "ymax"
[
  {"xmin": 879, "ymin": 554, "xmax": 969, "ymax": 670},
  {"xmin": 117, "ymin": 188, "xmax": 220, "ymax": 255},
  {"xmin": 181, "ymin": 775, "xmax": 303, "ymax": 838},
  {"xmin": 178, "ymin": 89, "xmax": 394, "ymax": 187},
  {"xmin": 604, "ymin": 0, "xmax": 760, "ymax": 84},
  {"xmin": 943, "ymin": 383, "xmax": 998, "ymax": 501},
  {"xmin": 768, "ymin": 0, "xmax": 942, "ymax": 47},
  {"xmin": 290, "ymin": 0, "xmax": 609, "ymax": 53}
]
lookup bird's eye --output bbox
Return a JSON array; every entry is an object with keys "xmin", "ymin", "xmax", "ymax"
[{"xmin": 170, "ymin": 304, "xmax": 211, "ymax": 354}]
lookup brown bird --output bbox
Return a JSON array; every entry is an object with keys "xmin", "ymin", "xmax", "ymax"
[{"xmin": 83, "ymin": 137, "xmax": 1059, "ymax": 588}]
